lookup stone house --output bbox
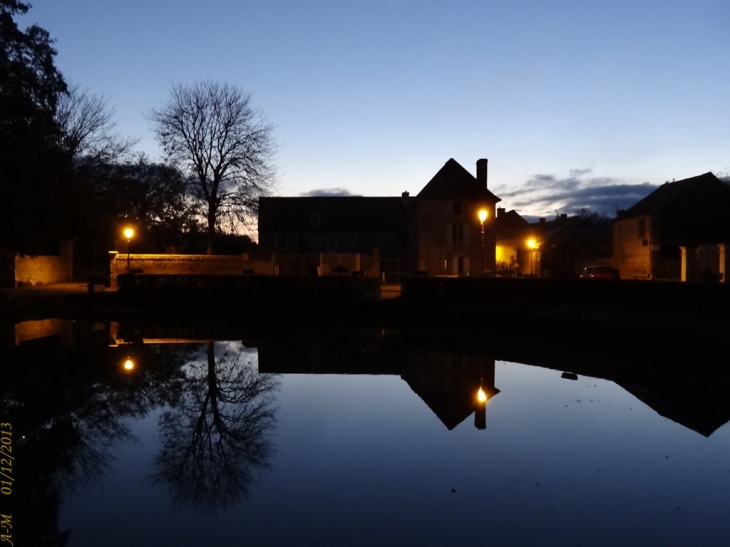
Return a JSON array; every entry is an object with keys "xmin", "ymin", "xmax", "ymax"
[
  {"xmin": 613, "ymin": 172, "xmax": 730, "ymax": 281},
  {"xmin": 258, "ymin": 158, "xmax": 502, "ymax": 278}
]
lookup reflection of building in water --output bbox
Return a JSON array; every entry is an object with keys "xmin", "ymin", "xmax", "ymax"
[
  {"xmin": 257, "ymin": 340, "xmax": 499, "ymax": 431},
  {"xmin": 402, "ymin": 352, "xmax": 499, "ymax": 430},
  {"xmin": 15, "ymin": 319, "xmax": 730, "ymax": 437}
]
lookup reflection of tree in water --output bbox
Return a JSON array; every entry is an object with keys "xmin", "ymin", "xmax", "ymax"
[
  {"xmin": 0, "ymin": 339, "xmax": 196, "ymax": 547},
  {"xmin": 153, "ymin": 342, "xmax": 279, "ymax": 513}
]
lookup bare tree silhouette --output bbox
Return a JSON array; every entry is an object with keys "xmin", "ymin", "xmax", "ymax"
[{"xmin": 152, "ymin": 342, "xmax": 279, "ymax": 513}]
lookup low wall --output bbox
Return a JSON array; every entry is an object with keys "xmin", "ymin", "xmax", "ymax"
[
  {"xmin": 15, "ymin": 254, "xmax": 72, "ymax": 287},
  {"xmin": 109, "ymin": 253, "xmax": 275, "ymax": 289},
  {"xmin": 275, "ymin": 252, "xmax": 380, "ymax": 277},
  {"xmin": 116, "ymin": 274, "xmax": 381, "ymax": 301}
]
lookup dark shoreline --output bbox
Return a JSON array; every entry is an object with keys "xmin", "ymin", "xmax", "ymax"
[{"xmin": 2, "ymin": 283, "xmax": 728, "ymax": 372}]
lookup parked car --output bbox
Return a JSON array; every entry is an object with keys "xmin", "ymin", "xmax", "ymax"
[{"xmin": 580, "ymin": 265, "xmax": 620, "ymax": 279}]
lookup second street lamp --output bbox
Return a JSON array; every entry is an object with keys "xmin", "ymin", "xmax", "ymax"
[
  {"xmin": 478, "ymin": 209, "xmax": 488, "ymax": 276},
  {"xmin": 527, "ymin": 237, "xmax": 537, "ymax": 277},
  {"xmin": 124, "ymin": 227, "xmax": 134, "ymax": 274}
]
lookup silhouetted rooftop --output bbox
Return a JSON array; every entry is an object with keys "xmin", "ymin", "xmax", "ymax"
[
  {"xmin": 622, "ymin": 172, "xmax": 728, "ymax": 218},
  {"xmin": 496, "ymin": 209, "xmax": 530, "ymax": 239},
  {"xmin": 417, "ymin": 158, "xmax": 501, "ymax": 202}
]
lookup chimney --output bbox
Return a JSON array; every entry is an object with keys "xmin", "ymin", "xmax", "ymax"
[
  {"xmin": 497, "ymin": 207, "xmax": 505, "ymax": 217},
  {"xmin": 476, "ymin": 159, "xmax": 488, "ymax": 188},
  {"xmin": 539, "ymin": 217, "xmax": 546, "ymax": 224}
]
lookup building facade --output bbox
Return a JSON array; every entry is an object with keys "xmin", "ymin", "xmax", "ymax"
[{"xmin": 258, "ymin": 158, "xmax": 502, "ymax": 278}]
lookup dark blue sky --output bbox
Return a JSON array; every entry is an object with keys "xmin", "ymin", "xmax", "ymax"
[{"xmin": 21, "ymin": 0, "xmax": 730, "ymax": 217}]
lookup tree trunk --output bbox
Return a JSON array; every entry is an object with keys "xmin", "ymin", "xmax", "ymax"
[{"xmin": 206, "ymin": 209, "xmax": 216, "ymax": 255}]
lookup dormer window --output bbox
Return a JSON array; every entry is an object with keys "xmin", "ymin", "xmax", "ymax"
[{"xmin": 310, "ymin": 210, "xmax": 321, "ymax": 227}]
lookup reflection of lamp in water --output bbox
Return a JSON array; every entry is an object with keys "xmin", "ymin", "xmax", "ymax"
[
  {"xmin": 475, "ymin": 379, "xmax": 488, "ymax": 430},
  {"xmin": 123, "ymin": 357, "xmax": 135, "ymax": 372}
]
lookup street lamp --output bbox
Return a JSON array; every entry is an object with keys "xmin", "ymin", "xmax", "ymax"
[
  {"xmin": 122, "ymin": 357, "xmax": 135, "ymax": 372},
  {"xmin": 123, "ymin": 226, "xmax": 134, "ymax": 274},
  {"xmin": 527, "ymin": 237, "xmax": 537, "ymax": 277},
  {"xmin": 478, "ymin": 209, "xmax": 488, "ymax": 276}
]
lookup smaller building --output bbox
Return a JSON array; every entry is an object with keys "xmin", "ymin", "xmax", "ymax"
[{"xmin": 613, "ymin": 172, "xmax": 730, "ymax": 281}]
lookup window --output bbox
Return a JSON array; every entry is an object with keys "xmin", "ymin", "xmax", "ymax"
[
  {"xmin": 378, "ymin": 234, "xmax": 389, "ymax": 249},
  {"xmin": 310, "ymin": 210, "xmax": 321, "ymax": 227},
  {"xmin": 275, "ymin": 234, "xmax": 288, "ymax": 250},
  {"xmin": 311, "ymin": 237, "xmax": 319, "ymax": 248},
  {"xmin": 453, "ymin": 202, "xmax": 463, "ymax": 215},
  {"xmin": 638, "ymin": 219, "xmax": 646, "ymax": 238},
  {"xmin": 452, "ymin": 223, "xmax": 464, "ymax": 242},
  {"xmin": 327, "ymin": 235, "xmax": 338, "ymax": 252}
]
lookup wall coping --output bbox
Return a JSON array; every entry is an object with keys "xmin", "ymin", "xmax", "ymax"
[{"xmin": 110, "ymin": 254, "xmax": 247, "ymax": 262}]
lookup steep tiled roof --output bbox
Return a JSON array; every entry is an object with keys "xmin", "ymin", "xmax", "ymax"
[
  {"xmin": 417, "ymin": 158, "xmax": 501, "ymax": 202},
  {"xmin": 623, "ymin": 172, "xmax": 726, "ymax": 217}
]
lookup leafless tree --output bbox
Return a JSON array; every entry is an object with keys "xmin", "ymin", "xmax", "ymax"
[
  {"xmin": 149, "ymin": 81, "xmax": 276, "ymax": 253},
  {"xmin": 55, "ymin": 83, "xmax": 137, "ymax": 165}
]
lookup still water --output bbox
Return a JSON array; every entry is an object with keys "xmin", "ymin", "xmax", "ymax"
[{"xmin": 2, "ymin": 320, "xmax": 730, "ymax": 546}]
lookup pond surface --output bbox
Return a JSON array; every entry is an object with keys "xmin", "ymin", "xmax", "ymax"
[{"xmin": 2, "ymin": 320, "xmax": 730, "ymax": 546}]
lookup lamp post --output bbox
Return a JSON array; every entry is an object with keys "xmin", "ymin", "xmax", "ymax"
[
  {"xmin": 527, "ymin": 237, "xmax": 537, "ymax": 277},
  {"xmin": 123, "ymin": 227, "xmax": 134, "ymax": 274},
  {"xmin": 478, "ymin": 209, "xmax": 488, "ymax": 276}
]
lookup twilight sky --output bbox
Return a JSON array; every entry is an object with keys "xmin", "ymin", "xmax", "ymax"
[{"xmin": 21, "ymin": 0, "xmax": 730, "ymax": 218}]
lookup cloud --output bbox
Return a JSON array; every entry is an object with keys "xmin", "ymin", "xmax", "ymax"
[
  {"xmin": 300, "ymin": 188, "xmax": 357, "ymax": 197},
  {"xmin": 494, "ymin": 171, "xmax": 658, "ymax": 218}
]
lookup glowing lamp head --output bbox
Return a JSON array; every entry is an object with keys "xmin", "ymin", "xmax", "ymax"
[
  {"xmin": 527, "ymin": 238, "xmax": 537, "ymax": 249},
  {"xmin": 477, "ymin": 386, "xmax": 487, "ymax": 403},
  {"xmin": 123, "ymin": 358, "xmax": 135, "ymax": 371},
  {"xmin": 123, "ymin": 227, "xmax": 134, "ymax": 241},
  {"xmin": 478, "ymin": 209, "xmax": 488, "ymax": 223}
]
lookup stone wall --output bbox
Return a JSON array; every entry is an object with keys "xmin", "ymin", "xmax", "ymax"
[
  {"xmin": 14, "ymin": 240, "xmax": 73, "ymax": 287},
  {"xmin": 109, "ymin": 253, "xmax": 275, "ymax": 289},
  {"xmin": 613, "ymin": 215, "xmax": 652, "ymax": 279}
]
